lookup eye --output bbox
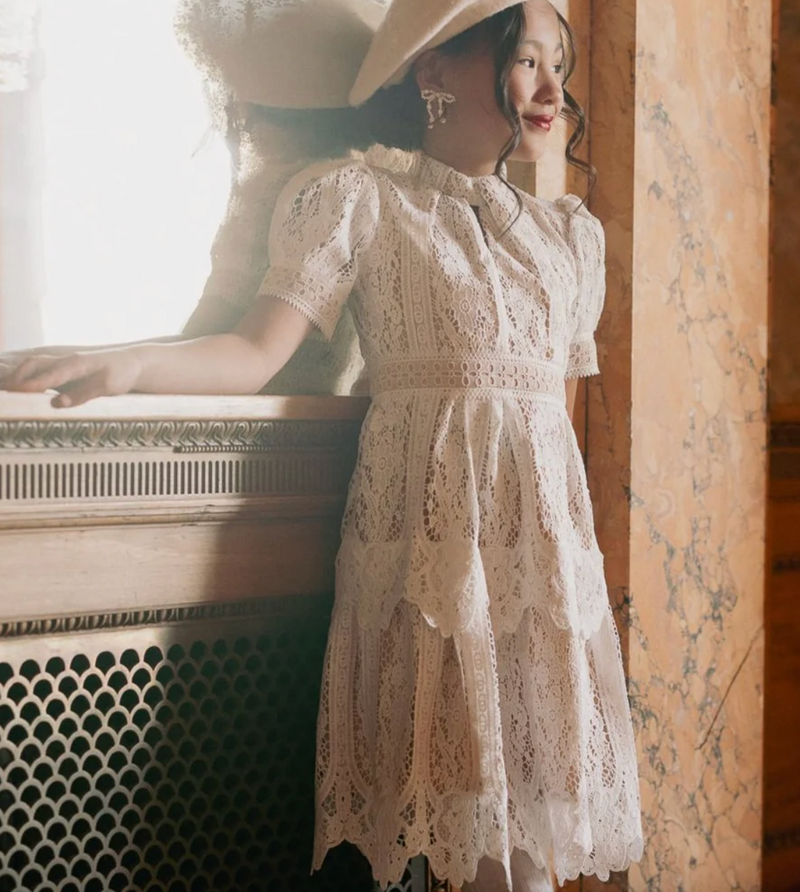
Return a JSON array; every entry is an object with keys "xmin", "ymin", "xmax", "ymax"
[
  {"xmin": 553, "ymin": 63, "xmax": 565, "ymax": 76},
  {"xmin": 518, "ymin": 57, "xmax": 536, "ymax": 69}
]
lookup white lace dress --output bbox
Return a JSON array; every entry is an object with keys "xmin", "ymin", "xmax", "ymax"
[{"xmin": 259, "ymin": 151, "xmax": 644, "ymax": 888}]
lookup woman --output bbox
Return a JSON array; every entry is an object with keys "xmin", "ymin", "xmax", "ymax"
[{"xmin": 1, "ymin": 1, "xmax": 644, "ymax": 889}]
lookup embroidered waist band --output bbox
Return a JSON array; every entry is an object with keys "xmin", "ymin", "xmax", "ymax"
[{"xmin": 370, "ymin": 358, "xmax": 566, "ymax": 399}]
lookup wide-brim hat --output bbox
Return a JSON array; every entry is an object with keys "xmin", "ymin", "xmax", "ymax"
[
  {"xmin": 176, "ymin": 0, "xmax": 387, "ymax": 109},
  {"xmin": 351, "ymin": 0, "xmax": 533, "ymax": 106}
]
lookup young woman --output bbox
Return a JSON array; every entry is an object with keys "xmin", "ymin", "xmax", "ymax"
[{"xmin": 1, "ymin": 1, "xmax": 644, "ymax": 889}]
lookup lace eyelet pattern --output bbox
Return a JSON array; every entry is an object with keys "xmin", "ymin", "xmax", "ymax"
[
  {"xmin": 370, "ymin": 358, "xmax": 566, "ymax": 401},
  {"xmin": 262, "ymin": 153, "xmax": 642, "ymax": 887}
]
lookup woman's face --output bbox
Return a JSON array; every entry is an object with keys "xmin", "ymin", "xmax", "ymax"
[{"xmin": 419, "ymin": 1, "xmax": 566, "ymax": 166}]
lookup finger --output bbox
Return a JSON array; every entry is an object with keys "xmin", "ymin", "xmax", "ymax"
[
  {"xmin": 0, "ymin": 355, "xmax": 60, "ymax": 390},
  {"xmin": 7, "ymin": 355, "xmax": 92, "ymax": 393},
  {"xmin": 0, "ymin": 356, "xmax": 45, "ymax": 388}
]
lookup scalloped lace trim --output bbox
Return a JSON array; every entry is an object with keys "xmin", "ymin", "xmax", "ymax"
[
  {"xmin": 313, "ymin": 599, "xmax": 644, "ymax": 887},
  {"xmin": 566, "ymin": 337, "xmax": 599, "ymax": 378}
]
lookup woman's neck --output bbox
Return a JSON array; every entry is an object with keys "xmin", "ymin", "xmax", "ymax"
[{"xmin": 421, "ymin": 131, "xmax": 501, "ymax": 178}]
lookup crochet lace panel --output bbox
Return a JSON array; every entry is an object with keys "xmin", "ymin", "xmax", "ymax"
[
  {"xmin": 314, "ymin": 599, "xmax": 644, "ymax": 887},
  {"xmin": 259, "ymin": 155, "xmax": 640, "ymax": 884}
]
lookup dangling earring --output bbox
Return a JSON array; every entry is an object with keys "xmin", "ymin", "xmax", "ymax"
[{"xmin": 421, "ymin": 88, "xmax": 456, "ymax": 128}]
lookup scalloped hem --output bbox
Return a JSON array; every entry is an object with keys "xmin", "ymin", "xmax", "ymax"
[
  {"xmin": 553, "ymin": 835, "xmax": 645, "ymax": 886},
  {"xmin": 336, "ymin": 535, "xmax": 610, "ymax": 641},
  {"xmin": 312, "ymin": 832, "xmax": 645, "ymax": 889},
  {"xmin": 313, "ymin": 598, "xmax": 644, "ymax": 891}
]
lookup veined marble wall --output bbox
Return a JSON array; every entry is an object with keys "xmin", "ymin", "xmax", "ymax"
[
  {"xmin": 772, "ymin": 0, "xmax": 800, "ymax": 407},
  {"xmin": 588, "ymin": 0, "xmax": 770, "ymax": 890}
]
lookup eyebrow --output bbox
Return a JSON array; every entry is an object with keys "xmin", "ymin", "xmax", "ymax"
[{"xmin": 520, "ymin": 39, "xmax": 564, "ymax": 53}]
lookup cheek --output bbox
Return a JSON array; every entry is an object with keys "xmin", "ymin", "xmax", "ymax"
[
  {"xmin": 507, "ymin": 69, "xmax": 531, "ymax": 112},
  {"xmin": 452, "ymin": 56, "xmax": 503, "ymax": 120}
]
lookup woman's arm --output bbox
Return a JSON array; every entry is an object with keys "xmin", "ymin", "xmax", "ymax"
[
  {"xmin": 0, "ymin": 284, "xmax": 258, "ymax": 377},
  {"xmin": 0, "ymin": 296, "xmax": 313, "ymax": 408}
]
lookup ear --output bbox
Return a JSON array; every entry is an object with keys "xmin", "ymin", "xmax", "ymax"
[{"xmin": 414, "ymin": 50, "xmax": 450, "ymax": 95}]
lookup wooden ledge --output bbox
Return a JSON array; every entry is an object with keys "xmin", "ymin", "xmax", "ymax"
[{"xmin": 0, "ymin": 392, "xmax": 371, "ymax": 422}]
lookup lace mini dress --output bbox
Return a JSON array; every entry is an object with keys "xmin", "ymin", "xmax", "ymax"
[{"xmin": 259, "ymin": 151, "xmax": 644, "ymax": 888}]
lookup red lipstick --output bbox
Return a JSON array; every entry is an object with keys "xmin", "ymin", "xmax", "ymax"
[{"xmin": 524, "ymin": 114, "xmax": 554, "ymax": 132}]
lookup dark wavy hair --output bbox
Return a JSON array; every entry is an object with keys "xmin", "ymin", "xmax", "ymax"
[
  {"xmin": 242, "ymin": 2, "xmax": 595, "ymax": 199},
  {"xmin": 361, "ymin": 4, "xmax": 594, "ymax": 188}
]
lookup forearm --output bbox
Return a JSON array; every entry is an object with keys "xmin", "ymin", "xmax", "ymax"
[
  {"xmin": 37, "ymin": 335, "xmax": 183, "ymax": 355},
  {"xmin": 131, "ymin": 333, "xmax": 278, "ymax": 395},
  {"xmin": 0, "ymin": 296, "xmax": 315, "ymax": 407}
]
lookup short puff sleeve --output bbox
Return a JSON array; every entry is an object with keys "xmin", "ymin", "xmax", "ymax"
[
  {"xmin": 556, "ymin": 195, "xmax": 607, "ymax": 378},
  {"xmin": 257, "ymin": 159, "xmax": 379, "ymax": 340}
]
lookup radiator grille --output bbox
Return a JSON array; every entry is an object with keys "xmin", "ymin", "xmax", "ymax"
[{"xmin": 0, "ymin": 614, "xmax": 379, "ymax": 892}]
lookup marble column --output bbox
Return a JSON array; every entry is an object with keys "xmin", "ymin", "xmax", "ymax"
[{"xmin": 586, "ymin": 0, "xmax": 771, "ymax": 890}]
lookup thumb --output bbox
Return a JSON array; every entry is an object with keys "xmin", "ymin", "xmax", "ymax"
[{"xmin": 52, "ymin": 371, "xmax": 113, "ymax": 408}]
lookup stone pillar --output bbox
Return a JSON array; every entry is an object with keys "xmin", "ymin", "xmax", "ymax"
[{"xmin": 586, "ymin": 0, "xmax": 771, "ymax": 890}]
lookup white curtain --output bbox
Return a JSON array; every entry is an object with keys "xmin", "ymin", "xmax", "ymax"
[
  {"xmin": 0, "ymin": 0, "xmax": 230, "ymax": 350},
  {"xmin": 0, "ymin": 0, "xmax": 44, "ymax": 350}
]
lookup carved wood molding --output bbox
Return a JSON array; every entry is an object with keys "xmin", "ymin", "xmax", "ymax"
[
  {"xmin": 771, "ymin": 423, "xmax": 800, "ymax": 451},
  {"xmin": 0, "ymin": 418, "xmax": 362, "ymax": 451},
  {"xmin": 771, "ymin": 404, "xmax": 800, "ymax": 452},
  {"xmin": 0, "ymin": 593, "xmax": 334, "ymax": 640},
  {"xmin": 0, "ymin": 408, "xmax": 364, "ymax": 510}
]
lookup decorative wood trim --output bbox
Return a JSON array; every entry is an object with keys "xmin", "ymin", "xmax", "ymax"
[
  {"xmin": 771, "ymin": 424, "xmax": 800, "ymax": 452},
  {"xmin": 0, "ymin": 451, "xmax": 355, "ymax": 506},
  {"xmin": 764, "ymin": 826, "xmax": 800, "ymax": 854},
  {"xmin": 773, "ymin": 556, "xmax": 800, "ymax": 573},
  {"xmin": 0, "ymin": 593, "xmax": 334, "ymax": 640},
  {"xmin": 770, "ymin": 404, "xmax": 800, "ymax": 426},
  {"xmin": 0, "ymin": 418, "xmax": 363, "ymax": 451}
]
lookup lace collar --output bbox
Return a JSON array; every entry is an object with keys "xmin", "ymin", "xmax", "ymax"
[{"xmin": 411, "ymin": 151, "xmax": 519, "ymax": 227}]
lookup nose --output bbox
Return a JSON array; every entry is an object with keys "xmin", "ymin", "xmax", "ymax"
[{"xmin": 534, "ymin": 68, "xmax": 564, "ymax": 114}]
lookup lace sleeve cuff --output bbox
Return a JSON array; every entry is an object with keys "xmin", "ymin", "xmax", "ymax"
[
  {"xmin": 258, "ymin": 265, "xmax": 342, "ymax": 341},
  {"xmin": 565, "ymin": 336, "xmax": 599, "ymax": 378}
]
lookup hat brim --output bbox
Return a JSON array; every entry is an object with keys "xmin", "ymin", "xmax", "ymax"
[{"xmin": 349, "ymin": 0, "xmax": 525, "ymax": 106}]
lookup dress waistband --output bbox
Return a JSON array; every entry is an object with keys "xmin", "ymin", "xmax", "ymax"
[{"xmin": 370, "ymin": 358, "xmax": 566, "ymax": 399}]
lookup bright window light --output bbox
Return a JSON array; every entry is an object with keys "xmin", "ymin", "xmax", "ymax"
[{"xmin": 40, "ymin": 0, "xmax": 230, "ymax": 346}]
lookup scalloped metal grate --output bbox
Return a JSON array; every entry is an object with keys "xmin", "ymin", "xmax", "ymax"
[{"xmin": 0, "ymin": 614, "xmax": 395, "ymax": 892}]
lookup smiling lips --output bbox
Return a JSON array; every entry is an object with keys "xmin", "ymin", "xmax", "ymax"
[{"xmin": 524, "ymin": 114, "xmax": 554, "ymax": 132}]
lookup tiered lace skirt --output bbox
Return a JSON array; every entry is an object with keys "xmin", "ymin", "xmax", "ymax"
[{"xmin": 311, "ymin": 391, "xmax": 644, "ymax": 887}]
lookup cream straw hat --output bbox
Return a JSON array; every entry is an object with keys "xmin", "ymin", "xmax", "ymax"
[
  {"xmin": 175, "ymin": 0, "xmax": 387, "ymax": 109},
  {"xmin": 350, "ymin": 0, "xmax": 540, "ymax": 106}
]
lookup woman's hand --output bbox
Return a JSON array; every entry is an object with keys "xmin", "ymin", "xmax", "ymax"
[
  {"xmin": 0, "ymin": 350, "xmax": 32, "ymax": 380},
  {"xmin": 0, "ymin": 348, "xmax": 144, "ymax": 408}
]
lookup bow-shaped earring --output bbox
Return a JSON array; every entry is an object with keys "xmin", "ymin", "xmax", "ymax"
[{"xmin": 421, "ymin": 89, "xmax": 457, "ymax": 128}]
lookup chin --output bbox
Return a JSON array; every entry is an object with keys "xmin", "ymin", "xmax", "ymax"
[{"xmin": 509, "ymin": 143, "xmax": 546, "ymax": 164}]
